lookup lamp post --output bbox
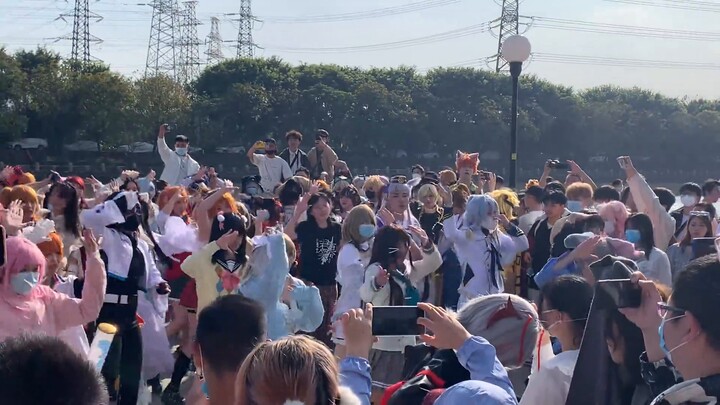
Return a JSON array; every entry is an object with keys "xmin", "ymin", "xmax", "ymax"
[{"xmin": 500, "ymin": 35, "xmax": 531, "ymax": 190}]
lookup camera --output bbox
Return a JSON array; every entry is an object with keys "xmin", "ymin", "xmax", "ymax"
[{"xmin": 547, "ymin": 160, "xmax": 569, "ymax": 170}]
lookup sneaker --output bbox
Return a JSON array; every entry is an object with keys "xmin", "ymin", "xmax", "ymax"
[{"xmin": 161, "ymin": 388, "xmax": 185, "ymax": 405}]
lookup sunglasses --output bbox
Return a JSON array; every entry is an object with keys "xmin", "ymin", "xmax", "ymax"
[
  {"xmin": 657, "ymin": 301, "xmax": 686, "ymax": 318},
  {"xmin": 690, "ymin": 211, "xmax": 711, "ymax": 217},
  {"xmin": 390, "ymin": 175, "xmax": 408, "ymax": 184}
]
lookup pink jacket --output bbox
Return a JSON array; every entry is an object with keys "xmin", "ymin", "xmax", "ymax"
[{"xmin": 0, "ymin": 238, "xmax": 106, "ymax": 340}]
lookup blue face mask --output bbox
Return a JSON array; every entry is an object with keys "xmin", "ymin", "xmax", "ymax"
[
  {"xmin": 11, "ymin": 271, "xmax": 39, "ymax": 296},
  {"xmin": 566, "ymin": 200, "xmax": 583, "ymax": 213},
  {"xmin": 625, "ymin": 229, "xmax": 641, "ymax": 244},
  {"xmin": 359, "ymin": 224, "xmax": 376, "ymax": 239},
  {"xmin": 175, "ymin": 147, "xmax": 187, "ymax": 156},
  {"xmin": 658, "ymin": 314, "xmax": 690, "ymax": 363},
  {"xmin": 246, "ymin": 186, "xmax": 258, "ymax": 196}
]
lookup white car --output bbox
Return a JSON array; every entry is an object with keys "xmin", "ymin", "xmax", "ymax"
[
  {"xmin": 118, "ymin": 142, "xmax": 154, "ymax": 153},
  {"xmin": 65, "ymin": 140, "xmax": 100, "ymax": 152},
  {"xmin": 8, "ymin": 138, "xmax": 48, "ymax": 150},
  {"xmin": 215, "ymin": 146, "xmax": 246, "ymax": 153}
]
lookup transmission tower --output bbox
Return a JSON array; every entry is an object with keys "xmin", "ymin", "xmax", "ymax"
[
  {"xmin": 205, "ymin": 17, "xmax": 224, "ymax": 65},
  {"xmin": 146, "ymin": 0, "xmax": 179, "ymax": 78},
  {"xmin": 57, "ymin": 0, "xmax": 102, "ymax": 65},
  {"xmin": 494, "ymin": 0, "xmax": 520, "ymax": 72},
  {"xmin": 235, "ymin": 0, "xmax": 256, "ymax": 58},
  {"xmin": 177, "ymin": 1, "xmax": 202, "ymax": 84}
]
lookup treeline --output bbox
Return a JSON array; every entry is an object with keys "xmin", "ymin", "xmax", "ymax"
[{"xmin": 2, "ymin": 47, "xmax": 720, "ymax": 172}]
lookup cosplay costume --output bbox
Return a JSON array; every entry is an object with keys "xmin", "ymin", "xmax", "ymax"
[
  {"xmin": 443, "ymin": 195, "xmax": 529, "ymax": 309},
  {"xmin": 240, "ymin": 231, "xmax": 324, "ymax": 340},
  {"xmin": 80, "ymin": 191, "xmax": 167, "ymax": 405},
  {"xmin": 455, "ymin": 150, "xmax": 480, "ymax": 194}
]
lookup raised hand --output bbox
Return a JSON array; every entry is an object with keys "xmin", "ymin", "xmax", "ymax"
[
  {"xmin": 407, "ymin": 225, "xmax": 429, "ymax": 247},
  {"xmin": 417, "ymin": 302, "xmax": 472, "ymax": 350},
  {"xmin": 216, "ymin": 230, "xmax": 239, "ymax": 251},
  {"xmin": 3, "ymin": 200, "xmax": 24, "ymax": 231},
  {"xmin": 374, "ymin": 267, "xmax": 390, "ymax": 287},
  {"xmin": 82, "ymin": 228, "xmax": 99, "ymax": 253},
  {"xmin": 342, "ymin": 303, "xmax": 374, "ymax": 359}
]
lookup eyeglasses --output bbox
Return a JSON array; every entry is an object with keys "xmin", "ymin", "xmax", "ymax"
[
  {"xmin": 690, "ymin": 211, "xmax": 711, "ymax": 217},
  {"xmin": 657, "ymin": 301, "xmax": 686, "ymax": 318},
  {"xmin": 390, "ymin": 175, "xmax": 407, "ymax": 184}
]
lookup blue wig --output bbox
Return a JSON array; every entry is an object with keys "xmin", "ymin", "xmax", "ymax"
[{"xmin": 463, "ymin": 194, "xmax": 499, "ymax": 232}]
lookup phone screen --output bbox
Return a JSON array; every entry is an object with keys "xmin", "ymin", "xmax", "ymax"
[
  {"xmin": 597, "ymin": 279, "xmax": 641, "ymax": 309},
  {"xmin": 692, "ymin": 237, "xmax": 716, "ymax": 259},
  {"xmin": 372, "ymin": 306, "xmax": 424, "ymax": 336}
]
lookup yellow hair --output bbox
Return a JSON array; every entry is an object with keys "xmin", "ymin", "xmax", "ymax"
[
  {"xmin": 490, "ymin": 189, "xmax": 520, "ymax": 220},
  {"xmin": 363, "ymin": 175, "xmax": 385, "ymax": 193}
]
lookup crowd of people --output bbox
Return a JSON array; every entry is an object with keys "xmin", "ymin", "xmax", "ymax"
[{"xmin": 0, "ymin": 123, "xmax": 719, "ymax": 405}]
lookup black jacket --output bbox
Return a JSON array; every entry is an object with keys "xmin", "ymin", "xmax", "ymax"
[{"xmin": 279, "ymin": 148, "xmax": 310, "ymax": 174}]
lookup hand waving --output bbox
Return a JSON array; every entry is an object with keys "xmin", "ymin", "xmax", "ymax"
[{"xmin": 82, "ymin": 228, "xmax": 99, "ymax": 253}]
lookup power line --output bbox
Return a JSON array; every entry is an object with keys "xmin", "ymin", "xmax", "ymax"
[
  {"xmin": 265, "ymin": 21, "xmax": 493, "ymax": 53},
  {"xmin": 532, "ymin": 52, "xmax": 720, "ymax": 70},
  {"xmin": 494, "ymin": 0, "xmax": 520, "ymax": 72},
  {"xmin": 529, "ymin": 16, "xmax": 720, "ymax": 41},
  {"xmin": 604, "ymin": 0, "xmax": 720, "ymax": 12},
  {"xmin": 176, "ymin": 0, "xmax": 202, "ymax": 84},
  {"xmin": 54, "ymin": 0, "xmax": 103, "ymax": 65},
  {"xmin": 257, "ymin": 0, "xmax": 459, "ymax": 23}
]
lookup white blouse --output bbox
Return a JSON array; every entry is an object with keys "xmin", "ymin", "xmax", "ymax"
[
  {"xmin": 520, "ymin": 350, "xmax": 579, "ymax": 405},
  {"xmin": 332, "ymin": 243, "xmax": 371, "ymax": 342},
  {"xmin": 444, "ymin": 220, "xmax": 529, "ymax": 309}
]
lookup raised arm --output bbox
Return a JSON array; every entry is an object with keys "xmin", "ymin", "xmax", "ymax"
[
  {"xmin": 157, "ymin": 124, "xmax": 174, "ymax": 163},
  {"xmin": 568, "ymin": 160, "xmax": 597, "ymax": 190},
  {"xmin": 193, "ymin": 186, "xmax": 236, "ymax": 243},
  {"xmin": 51, "ymin": 230, "xmax": 107, "ymax": 331}
]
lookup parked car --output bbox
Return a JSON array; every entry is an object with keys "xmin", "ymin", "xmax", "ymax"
[
  {"xmin": 65, "ymin": 140, "xmax": 101, "ymax": 152},
  {"xmin": 8, "ymin": 138, "xmax": 48, "ymax": 150},
  {"xmin": 215, "ymin": 145, "xmax": 246, "ymax": 153},
  {"xmin": 117, "ymin": 142, "xmax": 154, "ymax": 153}
]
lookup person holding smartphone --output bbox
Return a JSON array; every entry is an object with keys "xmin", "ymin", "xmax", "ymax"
[{"xmin": 307, "ymin": 129, "xmax": 339, "ymax": 180}]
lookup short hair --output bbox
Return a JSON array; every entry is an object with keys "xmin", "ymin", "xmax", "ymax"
[
  {"xmin": 196, "ymin": 295, "xmax": 267, "ymax": 374},
  {"xmin": 417, "ymin": 184, "xmax": 439, "ymax": 202},
  {"xmin": 611, "ymin": 179, "xmax": 623, "ymax": 188},
  {"xmin": 457, "ymin": 293, "xmax": 540, "ymax": 369},
  {"xmin": 539, "ymin": 275, "xmax": 594, "ymax": 347},
  {"xmin": 544, "ymin": 181, "xmax": 566, "ymax": 194},
  {"xmin": 679, "ymin": 182, "xmax": 702, "ymax": 197},
  {"xmin": 543, "ymin": 190, "xmax": 568, "ymax": 206},
  {"xmin": 411, "ymin": 164, "xmax": 425, "ymax": 174},
  {"xmin": 673, "ymin": 254, "xmax": 720, "ymax": 351},
  {"xmin": 702, "ymin": 179, "xmax": 720, "ymax": 197},
  {"xmin": 285, "ymin": 130, "xmax": 303, "ymax": 141},
  {"xmin": 316, "ymin": 129, "xmax": 329, "ymax": 139},
  {"xmin": 264, "ymin": 137, "xmax": 277, "ymax": 145},
  {"xmin": 175, "ymin": 135, "xmax": 189, "ymax": 143},
  {"xmin": 438, "ymin": 169, "xmax": 457, "ymax": 185},
  {"xmin": 653, "ymin": 187, "xmax": 675, "ymax": 212},
  {"xmin": 566, "ymin": 182, "xmax": 593, "ymax": 201},
  {"xmin": 495, "ymin": 175, "xmax": 505, "ymax": 185},
  {"xmin": 0, "ymin": 334, "xmax": 108, "ymax": 404},
  {"xmin": 593, "ymin": 185, "xmax": 620, "ymax": 202},
  {"xmin": 524, "ymin": 185, "xmax": 545, "ymax": 204}
]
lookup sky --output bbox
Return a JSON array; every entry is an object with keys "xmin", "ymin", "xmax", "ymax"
[{"xmin": 2, "ymin": 0, "xmax": 720, "ymax": 99}]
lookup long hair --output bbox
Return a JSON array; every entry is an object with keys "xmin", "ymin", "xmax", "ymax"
[
  {"xmin": 680, "ymin": 213, "xmax": 713, "ymax": 247},
  {"xmin": 44, "ymin": 182, "xmax": 81, "ymax": 238},
  {"xmin": 369, "ymin": 225, "xmax": 411, "ymax": 306},
  {"xmin": 235, "ymin": 335, "xmax": 346, "ymax": 405},
  {"xmin": 625, "ymin": 213, "xmax": 655, "ymax": 260}
]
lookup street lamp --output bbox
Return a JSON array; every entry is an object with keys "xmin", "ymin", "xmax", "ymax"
[{"xmin": 500, "ymin": 35, "xmax": 531, "ymax": 190}]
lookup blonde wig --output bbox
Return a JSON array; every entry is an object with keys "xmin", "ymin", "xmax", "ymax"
[
  {"xmin": 489, "ymin": 189, "xmax": 520, "ymax": 221},
  {"xmin": 235, "ymin": 335, "xmax": 361, "ymax": 405},
  {"xmin": 341, "ymin": 204, "xmax": 376, "ymax": 246}
]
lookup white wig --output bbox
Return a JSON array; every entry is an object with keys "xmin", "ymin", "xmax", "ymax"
[
  {"xmin": 463, "ymin": 194, "xmax": 499, "ymax": 233},
  {"xmin": 457, "ymin": 293, "xmax": 540, "ymax": 369}
]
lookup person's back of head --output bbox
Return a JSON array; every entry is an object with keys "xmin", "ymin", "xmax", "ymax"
[
  {"xmin": 653, "ymin": 187, "xmax": 676, "ymax": 213},
  {"xmin": 196, "ymin": 295, "xmax": 266, "ymax": 379},
  {"xmin": 593, "ymin": 185, "xmax": 621, "ymax": 204},
  {"xmin": 0, "ymin": 334, "xmax": 108, "ymax": 405}
]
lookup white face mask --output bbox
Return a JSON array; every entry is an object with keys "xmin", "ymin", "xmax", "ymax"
[
  {"xmin": 175, "ymin": 147, "xmax": 187, "ymax": 156},
  {"xmin": 604, "ymin": 220, "xmax": 615, "ymax": 235},
  {"xmin": 680, "ymin": 194, "xmax": 698, "ymax": 208},
  {"xmin": 481, "ymin": 217, "xmax": 499, "ymax": 231},
  {"xmin": 412, "ymin": 173, "xmax": 422, "ymax": 180}
]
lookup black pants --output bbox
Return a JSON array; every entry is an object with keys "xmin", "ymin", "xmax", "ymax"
[{"xmin": 98, "ymin": 301, "xmax": 143, "ymax": 405}]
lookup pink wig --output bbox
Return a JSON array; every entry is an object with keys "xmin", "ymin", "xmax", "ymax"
[
  {"xmin": 2, "ymin": 236, "xmax": 47, "ymax": 293},
  {"xmin": 599, "ymin": 201, "xmax": 629, "ymax": 239}
]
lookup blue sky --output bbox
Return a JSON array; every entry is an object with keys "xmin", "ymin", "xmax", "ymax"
[{"xmin": 2, "ymin": 0, "xmax": 720, "ymax": 99}]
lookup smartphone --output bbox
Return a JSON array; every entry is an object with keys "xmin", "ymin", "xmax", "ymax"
[
  {"xmin": 371, "ymin": 306, "xmax": 424, "ymax": 336},
  {"xmin": 480, "ymin": 171, "xmax": 490, "ymax": 181},
  {"xmin": 692, "ymin": 237, "xmax": 716, "ymax": 259},
  {"xmin": 0, "ymin": 225, "xmax": 6, "ymax": 268},
  {"xmin": 597, "ymin": 279, "xmax": 641, "ymax": 308},
  {"xmin": 617, "ymin": 157, "xmax": 629, "ymax": 169},
  {"xmin": 548, "ymin": 160, "xmax": 569, "ymax": 170}
]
